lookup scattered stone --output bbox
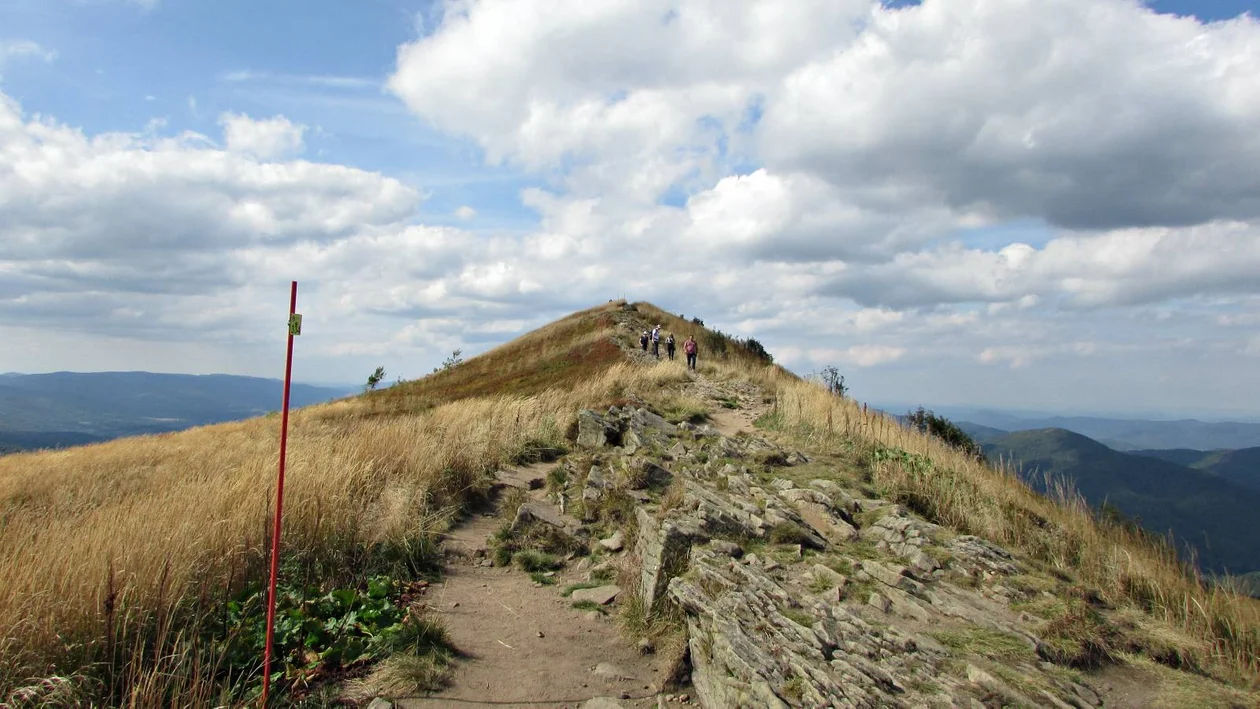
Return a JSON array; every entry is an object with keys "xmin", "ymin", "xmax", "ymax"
[
  {"xmin": 582, "ymin": 697, "xmax": 625, "ymax": 709},
  {"xmin": 668, "ymin": 442, "xmax": 687, "ymax": 459},
  {"xmin": 637, "ymin": 637, "xmax": 655, "ymax": 655},
  {"xmin": 571, "ymin": 585, "xmax": 622, "ymax": 605},
  {"xmin": 366, "ymin": 698, "xmax": 393, "ymax": 709},
  {"xmin": 868, "ymin": 591, "xmax": 892, "ymax": 613},
  {"xmin": 599, "ymin": 531, "xmax": 625, "ymax": 552},
  {"xmin": 510, "ymin": 501, "xmax": 572, "ymax": 532},
  {"xmin": 770, "ymin": 478, "xmax": 795, "ymax": 491}
]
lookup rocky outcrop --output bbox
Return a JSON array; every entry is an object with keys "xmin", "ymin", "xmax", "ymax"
[
  {"xmin": 604, "ymin": 401, "xmax": 1105, "ymax": 708},
  {"xmin": 669, "ymin": 547, "xmax": 943, "ymax": 708}
]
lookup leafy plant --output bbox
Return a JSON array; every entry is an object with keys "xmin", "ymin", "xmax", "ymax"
[{"xmin": 207, "ymin": 574, "xmax": 422, "ymax": 699}]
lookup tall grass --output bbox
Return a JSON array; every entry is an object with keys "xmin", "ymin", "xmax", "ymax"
[
  {"xmin": 766, "ymin": 376, "xmax": 1260, "ymax": 687},
  {"xmin": 0, "ymin": 302, "xmax": 683, "ymax": 704}
]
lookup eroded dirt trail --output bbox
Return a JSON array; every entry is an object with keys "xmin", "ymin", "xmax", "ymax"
[{"xmin": 396, "ymin": 463, "xmax": 663, "ymax": 709}]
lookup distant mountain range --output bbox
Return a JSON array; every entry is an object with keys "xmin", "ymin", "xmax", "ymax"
[
  {"xmin": 0, "ymin": 372, "xmax": 354, "ymax": 452},
  {"xmin": 951, "ymin": 411, "xmax": 1260, "ymax": 451},
  {"xmin": 974, "ymin": 427, "xmax": 1260, "ymax": 579}
]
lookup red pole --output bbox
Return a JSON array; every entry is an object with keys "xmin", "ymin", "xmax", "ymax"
[{"xmin": 262, "ymin": 281, "xmax": 298, "ymax": 707}]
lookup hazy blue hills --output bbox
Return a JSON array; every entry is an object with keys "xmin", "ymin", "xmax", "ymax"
[
  {"xmin": 1129, "ymin": 446, "xmax": 1260, "ymax": 493},
  {"xmin": 0, "ymin": 372, "xmax": 353, "ymax": 452},
  {"xmin": 954, "ymin": 411, "xmax": 1260, "ymax": 450},
  {"xmin": 981, "ymin": 427, "xmax": 1260, "ymax": 577}
]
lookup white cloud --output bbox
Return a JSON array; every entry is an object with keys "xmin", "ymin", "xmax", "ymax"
[
  {"xmin": 0, "ymin": 92, "xmax": 418, "ymax": 309},
  {"xmin": 6, "ymin": 0, "xmax": 1260, "ymax": 413},
  {"xmin": 218, "ymin": 112, "xmax": 307, "ymax": 160}
]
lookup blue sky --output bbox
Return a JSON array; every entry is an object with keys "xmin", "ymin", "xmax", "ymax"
[{"xmin": 2, "ymin": 0, "xmax": 1260, "ymax": 417}]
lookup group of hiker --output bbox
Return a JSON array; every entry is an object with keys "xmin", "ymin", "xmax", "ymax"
[{"xmin": 640, "ymin": 324, "xmax": 699, "ymax": 370}]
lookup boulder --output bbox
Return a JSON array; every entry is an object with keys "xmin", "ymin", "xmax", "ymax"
[
  {"xmin": 599, "ymin": 531, "xmax": 625, "ymax": 552},
  {"xmin": 578, "ymin": 410, "xmax": 618, "ymax": 449},
  {"xmin": 635, "ymin": 507, "xmax": 705, "ymax": 612},
  {"xmin": 510, "ymin": 501, "xmax": 575, "ymax": 533},
  {"xmin": 572, "ymin": 585, "xmax": 622, "ymax": 605}
]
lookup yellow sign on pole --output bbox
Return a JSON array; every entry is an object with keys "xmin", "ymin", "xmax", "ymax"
[{"xmin": 288, "ymin": 313, "xmax": 303, "ymax": 336}]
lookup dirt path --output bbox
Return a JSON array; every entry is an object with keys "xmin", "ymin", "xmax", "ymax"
[{"xmin": 394, "ymin": 463, "xmax": 665, "ymax": 709}]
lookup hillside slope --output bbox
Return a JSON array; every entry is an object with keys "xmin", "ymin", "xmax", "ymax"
[
  {"xmin": 984, "ymin": 428, "xmax": 1260, "ymax": 575},
  {"xmin": 1, "ymin": 301, "xmax": 1256, "ymax": 707}
]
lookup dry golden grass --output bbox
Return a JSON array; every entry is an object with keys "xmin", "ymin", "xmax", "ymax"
[
  {"xmin": 3, "ymin": 298, "xmax": 1258, "ymax": 702},
  {"xmin": 0, "ymin": 302, "xmax": 684, "ymax": 703},
  {"xmin": 764, "ymin": 376, "xmax": 1260, "ymax": 687}
]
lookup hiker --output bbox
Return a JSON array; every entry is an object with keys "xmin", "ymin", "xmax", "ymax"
[
  {"xmin": 684, "ymin": 335, "xmax": 698, "ymax": 370},
  {"xmin": 640, "ymin": 330, "xmax": 649, "ymax": 352},
  {"xmin": 666, "ymin": 333, "xmax": 676, "ymax": 360},
  {"xmin": 651, "ymin": 324, "xmax": 661, "ymax": 358}
]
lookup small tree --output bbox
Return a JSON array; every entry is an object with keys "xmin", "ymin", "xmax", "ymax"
[
  {"xmin": 365, "ymin": 366, "xmax": 386, "ymax": 392},
  {"xmin": 433, "ymin": 349, "xmax": 463, "ymax": 373},
  {"xmin": 820, "ymin": 366, "xmax": 847, "ymax": 398},
  {"xmin": 905, "ymin": 407, "xmax": 985, "ymax": 461}
]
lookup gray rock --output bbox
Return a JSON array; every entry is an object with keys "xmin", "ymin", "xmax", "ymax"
[
  {"xmin": 599, "ymin": 531, "xmax": 625, "ymax": 552},
  {"xmin": 794, "ymin": 500, "xmax": 859, "ymax": 544},
  {"xmin": 810, "ymin": 564, "xmax": 847, "ymax": 588},
  {"xmin": 668, "ymin": 441, "xmax": 688, "ymax": 459},
  {"xmin": 867, "ymin": 591, "xmax": 892, "ymax": 613},
  {"xmin": 582, "ymin": 697, "xmax": 626, "ymax": 709},
  {"xmin": 635, "ymin": 507, "xmax": 704, "ymax": 612},
  {"xmin": 577, "ymin": 409, "xmax": 613, "ymax": 448},
  {"xmin": 573, "ymin": 585, "xmax": 622, "ymax": 605},
  {"xmin": 365, "ymin": 699, "xmax": 393, "ymax": 709},
  {"xmin": 510, "ymin": 501, "xmax": 574, "ymax": 533},
  {"xmin": 669, "ymin": 547, "xmax": 944, "ymax": 708},
  {"xmin": 708, "ymin": 540, "xmax": 743, "ymax": 558}
]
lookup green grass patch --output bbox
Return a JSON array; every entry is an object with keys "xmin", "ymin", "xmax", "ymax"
[
  {"xmin": 529, "ymin": 572, "xmax": 557, "ymax": 585},
  {"xmin": 571, "ymin": 600, "xmax": 606, "ymax": 613},
  {"xmin": 513, "ymin": 550, "xmax": 563, "ymax": 573},
  {"xmin": 929, "ymin": 627, "xmax": 1034, "ymax": 662},
  {"xmin": 780, "ymin": 607, "xmax": 815, "ymax": 628}
]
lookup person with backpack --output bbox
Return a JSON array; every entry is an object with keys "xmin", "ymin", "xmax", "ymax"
[
  {"xmin": 666, "ymin": 333, "xmax": 676, "ymax": 360},
  {"xmin": 683, "ymin": 335, "xmax": 698, "ymax": 370},
  {"xmin": 651, "ymin": 325, "xmax": 661, "ymax": 358},
  {"xmin": 640, "ymin": 330, "xmax": 649, "ymax": 352}
]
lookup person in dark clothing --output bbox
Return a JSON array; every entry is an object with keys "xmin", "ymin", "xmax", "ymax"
[
  {"xmin": 666, "ymin": 334, "xmax": 676, "ymax": 360},
  {"xmin": 640, "ymin": 331, "xmax": 649, "ymax": 351},
  {"xmin": 684, "ymin": 335, "xmax": 698, "ymax": 370}
]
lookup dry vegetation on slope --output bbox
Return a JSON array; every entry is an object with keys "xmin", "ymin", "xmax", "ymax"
[{"xmin": 0, "ymin": 300, "xmax": 1256, "ymax": 706}]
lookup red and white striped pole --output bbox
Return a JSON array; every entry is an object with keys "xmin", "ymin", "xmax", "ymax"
[{"xmin": 262, "ymin": 281, "xmax": 300, "ymax": 706}]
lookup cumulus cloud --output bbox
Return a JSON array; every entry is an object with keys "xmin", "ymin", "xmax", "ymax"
[
  {"xmin": 218, "ymin": 112, "xmax": 308, "ymax": 160},
  {"xmin": 6, "ymin": 0, "xmax": 1260, "ymax": 409},
  {"xmin": 818, "ymin": 220, "xmax": 1260, "ymax": 309},
  {"xmin": 0, "ymin": 92, "xmax": 418, "ymax": 332}
]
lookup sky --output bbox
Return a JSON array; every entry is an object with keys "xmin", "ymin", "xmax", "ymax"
[{"xmin": 1, "ymin": 0, "xmax": 1259, "ymax": 418}]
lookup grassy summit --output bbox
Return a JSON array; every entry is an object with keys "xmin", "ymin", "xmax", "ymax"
[{"xmin": 0, "ymin": 300, "xmax": 1256, "ymax": 706}]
